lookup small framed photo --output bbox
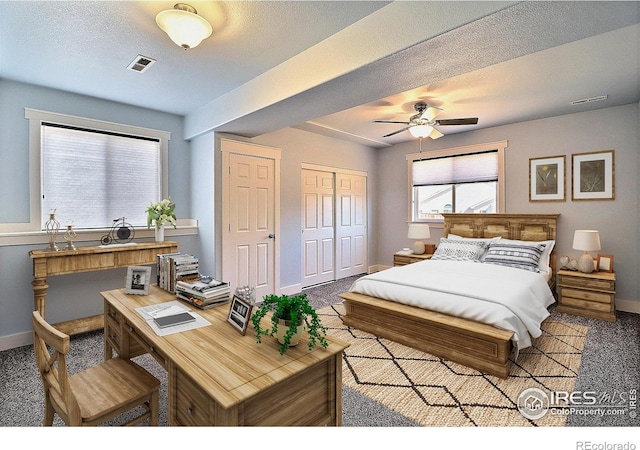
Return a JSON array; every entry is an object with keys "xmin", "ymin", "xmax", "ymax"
[
  {"xmin": 125, "ymin": 266, "xmax": 151, "ymax": 295},
  {"xmin": 529, "ymin": 155, "xmax": 565, "ymax": 201},
  {"xmin": 572, "ymin": 150, "xmax": 615, "ymax": 200},
  {"xmin": 227, "ymin": 295, "xmax": 253, "ymax": 335},
  {"xmin": 596, "ymin": 254, "xmax": 614, "ymax": 273}
]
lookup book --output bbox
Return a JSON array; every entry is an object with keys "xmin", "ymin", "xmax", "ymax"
[{"xmin": 153, "ymin": 312, "xmax": 196, "ymax": 328}]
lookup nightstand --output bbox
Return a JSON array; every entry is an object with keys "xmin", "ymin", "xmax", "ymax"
[
  {"xmin": 393, "ymin": 252, "xmax": 432, "ymax": 267},
  {"xmin": 556, "ymin": 270, "xmax": 616, "ymax": 322}
]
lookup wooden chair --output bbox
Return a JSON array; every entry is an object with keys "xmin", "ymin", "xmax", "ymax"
[{"xmin": 32, "ymin": 311, "xmax": 160, "ymax": 426}]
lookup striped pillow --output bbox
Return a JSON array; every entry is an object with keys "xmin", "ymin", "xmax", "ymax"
[
  {"xmin": 431, "ymin": 238, "xmax": 491, "ymax": 262},
  {"xmin": 483, "ymin": 242, "xmax": 547, "ymax": 272}
]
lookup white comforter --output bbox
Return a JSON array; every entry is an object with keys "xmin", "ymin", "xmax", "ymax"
[{"xmin": 349, "ymin": 260, "xmax": 555, "ymax": 351}]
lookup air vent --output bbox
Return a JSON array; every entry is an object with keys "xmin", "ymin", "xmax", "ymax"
[
  {"xmin": 570, "ymin": 95, "xmax": 608, "ymax": 106},
  {"xmin": 127, "ymin": 55, "xmax": 156, "ymax": 73}
]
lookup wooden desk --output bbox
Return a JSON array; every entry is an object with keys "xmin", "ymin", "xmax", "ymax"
[
  {"xmin": 102, "ymin": 286, "xmax": 349, "ymax": 426},
  {"xmin": 29, "ymin": 241, "xmax": 179, "ymax": 335}
]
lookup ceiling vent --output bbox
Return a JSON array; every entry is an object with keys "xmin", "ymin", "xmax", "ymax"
[
  {"xmin": 570, "ymin": 95, "xmax": 608, "ymax": 106},
  {"xmin": 127, "ymin": 55, "xmax": 156, "ymax": 73}
]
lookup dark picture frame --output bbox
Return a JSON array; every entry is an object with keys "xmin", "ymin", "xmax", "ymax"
[
  {"xmin": 125, "ymin": 265, "xmax": 151, "ymax": 295},
  {"xmin": 572, "ymin": 150, "xmax": 615, "ymax": 200},
  {"xmin": 529, "ymin": 155, "xmax": 566, "ymax": 201},
  {"xmin": 227, "ymin": 295, "xmax": 253, "ymax": 335}
]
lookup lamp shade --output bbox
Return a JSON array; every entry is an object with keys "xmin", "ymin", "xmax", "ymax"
[
  {"xmin": 408, "ymin": 223, "xmax": 430, "ymax": 240},
  {"xmin": 409, "ymin": 124, "xmax": 434, "ymax": 138},
  {"xmin": 572, "ymin": 230, "xmax": 601, "ymax": 251},
  {"xmin": 156, "ymin": 3, "xmax": 212, "ymax": 49}
]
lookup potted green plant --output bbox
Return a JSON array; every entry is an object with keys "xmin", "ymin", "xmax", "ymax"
[{"xmin": 251, "ymin": 293, "xmax": 329, "ymax": 355}]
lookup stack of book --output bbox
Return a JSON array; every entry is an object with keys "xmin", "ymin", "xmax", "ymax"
[
  {"xmin": 175, "ymin": 279, "xmax": 231, "ymax": 309},
  {"xmin": 157, "ymin": 253, "xmax": 200, "ymax": 293}
]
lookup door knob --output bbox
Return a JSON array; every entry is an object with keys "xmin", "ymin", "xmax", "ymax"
[{"xmin": 268, "ymin": 234, "xmax": 275, "ymax": 239}]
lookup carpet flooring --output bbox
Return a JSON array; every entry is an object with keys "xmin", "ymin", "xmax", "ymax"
[{"xmin": 1, "ymin": 274, "xmax": 638, "ymax": 427}]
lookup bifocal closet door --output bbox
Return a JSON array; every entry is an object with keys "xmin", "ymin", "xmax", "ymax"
[
  {"xmin": 301, "ymin": 169, "xmax": 335, "ymax": 288},
  {"xmin": 335, "ymin": 173, "xmax": 367, "ymax": 279}
]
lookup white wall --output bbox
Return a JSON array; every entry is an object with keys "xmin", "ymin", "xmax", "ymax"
[{"xmin": 376, "ymin": 103, "xmax": 639, "ymax": 308}]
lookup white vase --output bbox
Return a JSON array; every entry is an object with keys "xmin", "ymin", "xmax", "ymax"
[
  {"xmin": 275, "ymin": 318, "xmax": 303, "ymax": 347},
  {"xmin": 154, "ymin": 224, "xmax": 165, "ymax": 242}
]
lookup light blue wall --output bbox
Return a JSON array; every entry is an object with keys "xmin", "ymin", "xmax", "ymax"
[{"xmin": 0, "ymin": 79, "xmax": 198, "ymax": 344}]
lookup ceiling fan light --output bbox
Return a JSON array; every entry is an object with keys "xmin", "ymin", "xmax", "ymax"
[
  {"xmin": 156, "ymin": 3, "xmax": 212, "ymax": 49},
  {"xmin": 409, "ymin": 124, "xmax": 433, "ymax": 138}
]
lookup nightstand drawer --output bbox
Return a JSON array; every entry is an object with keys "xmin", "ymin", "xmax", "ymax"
[
  {"xmin": 559, "ymin": 287, "xmax": 613, "ymax": 304},
  {"xmin": 558, "ymin": 275, "xmax": 615, "ymax": 291},
  {"xmin": 393, "ymin": 253, "xmax": 432, "ymax": 266},
  {"xmin": 560, "ymin": 296, "xmax": 613, "ymax": 313}
]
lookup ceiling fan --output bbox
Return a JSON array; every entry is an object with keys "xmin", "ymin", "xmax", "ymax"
[{"xmin": 374, "ymin": 102, "xmax": 478, "ymax": 139}]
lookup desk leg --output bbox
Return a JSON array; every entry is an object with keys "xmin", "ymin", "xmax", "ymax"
[{"xmin": 32, "ymin": 277, "xmax": 48, "ymax": 317}]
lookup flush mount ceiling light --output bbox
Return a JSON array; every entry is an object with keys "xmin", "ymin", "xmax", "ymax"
[{"xmin": 156, "ymin": 3, "xmax": 212, "ymax": 50}]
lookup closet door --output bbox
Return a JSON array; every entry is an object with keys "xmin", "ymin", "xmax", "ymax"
[
  {"xmin": 301, "ymin": 169, "xmax": 335, "ymax": 288},
  {"xmin": 335, "ymin": 173, "xmax": 367, "ymax": 279}
]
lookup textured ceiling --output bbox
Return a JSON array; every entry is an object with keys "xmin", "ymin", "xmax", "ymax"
[{"xmin": 1, "ymin": 1, "xmax": 638, "ymax": 146}]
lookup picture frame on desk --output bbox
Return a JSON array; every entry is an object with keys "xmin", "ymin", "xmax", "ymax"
[
  {"xmin": 227, "ymin": 295, "xmax": 253, "ymax": 335},
  {"xmin": 125, "ymin": 265, "xmax": 151, "ymax": 295},
  {"xmin": 596, "ymin": 254, "xmax": 614, "ymax": 273}
]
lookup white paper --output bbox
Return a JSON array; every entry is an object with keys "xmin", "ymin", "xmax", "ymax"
[{"xmin": 136, "ymin": 300, "xmax": 210, "ymax": 336}]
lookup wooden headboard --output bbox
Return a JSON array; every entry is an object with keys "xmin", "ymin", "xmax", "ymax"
[{"xmin": 441, "ymin": 213, "xmax": 560, "ymax": 274}]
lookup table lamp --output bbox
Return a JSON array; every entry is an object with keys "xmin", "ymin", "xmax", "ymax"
[
  {"xmin": 408, "ymin": 223, "xmax": 430, "ymax": 255},
  {"xmin": 572, "ymin": 230, "xmax": 601, "ymax": 273}
]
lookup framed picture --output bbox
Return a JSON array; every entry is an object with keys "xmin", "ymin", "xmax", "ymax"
[
  {"xmin": 529, "ymin": 155, "xmax": 565, "ymax": 201},
  {"xmin": 596, "ymin": 254, "xmax": 614, "ymax": 273},
  {"xmin": 125, "ymin": 265, "xmax": 151, "ymax": 295},
  {"xmin": 227, "ymin": 295, "xmax": 253, "ymax": 335},
  {"xmin": 572, "ymin": 150, "xmax": 615, "ymax": 200}
]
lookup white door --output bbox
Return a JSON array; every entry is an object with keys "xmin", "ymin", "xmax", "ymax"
[
  {"xmin": 301, "ymin": 169, "xmax": 335, "ymax": 288},
  {"xmin": 222, "ymin": 140, "xmax": 280, "ymax": 301},
  {"xmin": 335, "ymin": 173, "xmax": 367, "ymax": 279}
]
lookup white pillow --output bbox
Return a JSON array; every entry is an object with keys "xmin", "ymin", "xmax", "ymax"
[
  {"xmin": 498, "ymin": 238, "xmax": 555, "ymax": 273},
  {"xmin": 431, "ymin": 238, "xmax": 491, "ymax": 262},
  {"xmin": 447, "ymin": 234, "xmax": 501, "ymax": 261}
]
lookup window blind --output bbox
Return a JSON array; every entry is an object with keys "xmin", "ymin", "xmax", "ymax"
[
  {"xmin": 412, "ymin": 150, "xmax": 498, "ymax": 186},
  {"xmin": 41, "ymin": 123, "xmax": 160, "ymax": 229}
]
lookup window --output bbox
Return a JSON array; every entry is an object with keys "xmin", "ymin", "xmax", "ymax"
[
  {"xmin": 23, "ymin": 109, "xmax": 170, "ymax": 231},
  {"xmin": 406, "ymin": 141, "xmax": 507, "ymax": 223}
]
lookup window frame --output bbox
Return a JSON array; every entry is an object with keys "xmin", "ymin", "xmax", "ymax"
[
  {"xmin": 3, "ymin": 108, "xmax": 171, "ymax": 233},
  {"xmin": 406, "ymin": 140, "xmax": 507, "ymax": 226}
]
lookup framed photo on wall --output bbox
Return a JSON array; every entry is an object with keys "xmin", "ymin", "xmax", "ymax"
[
  {"xmin": 529, "ymin": 155, "xmax": 565, "ymax": 201},
  {"xmin": 572, "ymin": 150, "xmax": 615, "ymax": 200},
  {"xmin": 227, "ymin": 295, "xmax": 253, "ymax": 335},
  {"xmin": 125, "ymin": 265, "xmax": 151, "ymax": 295}
]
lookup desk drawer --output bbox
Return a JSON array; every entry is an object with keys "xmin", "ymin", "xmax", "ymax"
[
  {"xmin": 126, "ymin": 324, "xmax": 167, "ymax": 368},
  {"xmin": 175, "ymin": 369, "xmax": 211, "ymax": 426}
]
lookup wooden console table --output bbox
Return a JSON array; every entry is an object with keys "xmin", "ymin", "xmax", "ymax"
[{"xmin": 29, "ymin": 241, "xmax": 179, "ymax": 335}]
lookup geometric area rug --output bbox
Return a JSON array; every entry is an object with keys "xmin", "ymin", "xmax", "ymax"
[{"xmin": 317, "ymin": 303, "xmax": 588, "ymax": 427}]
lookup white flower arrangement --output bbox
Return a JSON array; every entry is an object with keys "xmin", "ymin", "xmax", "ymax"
[{"xmin": 146, "ymin": 197, "xmax": 177, "ymax": 229}]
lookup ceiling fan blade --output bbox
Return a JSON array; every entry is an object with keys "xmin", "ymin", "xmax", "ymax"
[
  {"xmin": 436, "ymin": 117, "xmax": 478, "ymax": 126},
  {"xmin": 382, "ymin": 126, "xmax": 411, "ymax": 138},
  {"xmin": 421, "ymin": 106, "xmax": 442, "ymax": 122},
  {"xmin": 374, "ymin": 120, "xmax": 411, "ymax": 124},
  {"xmin": 429, "ymin": 127, "xmax": 444, "ymax": 139}
]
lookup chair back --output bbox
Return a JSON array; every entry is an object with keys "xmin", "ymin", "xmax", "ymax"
[{"xmin": 32, "ymin": 311, "xmax": 82, "ymax": 425}]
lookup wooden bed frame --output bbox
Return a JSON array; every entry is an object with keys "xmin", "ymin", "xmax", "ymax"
[{"xmin": 339, "ymin": 213, "xmax": 559, "ymax": 379}]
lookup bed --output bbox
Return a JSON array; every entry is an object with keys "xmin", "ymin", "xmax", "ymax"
[{"xmin": 339, "ymin": 213, "xmax": 560, "ymax": 379}]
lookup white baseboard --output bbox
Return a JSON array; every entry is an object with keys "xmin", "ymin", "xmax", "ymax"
[
  {"xmin": 280, "ymin": 283, "xmax": 302, "ymax": 296},
  {"xmin": 616, "ymin": 299, "xmax": 640, "ymax": 314},
  {"xmin": 0, "ymin": 331, "xmax": 32, "ymax": 352}
]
